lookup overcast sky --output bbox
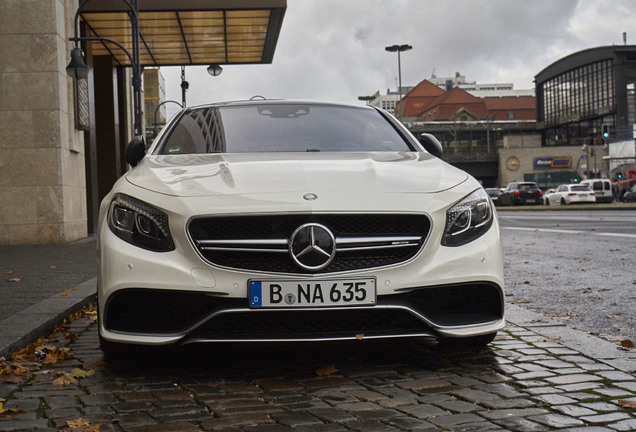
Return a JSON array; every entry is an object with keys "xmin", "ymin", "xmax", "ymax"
[{"xmin": 159, "ymin": 0, "xmax": 636, "ymax": 117}]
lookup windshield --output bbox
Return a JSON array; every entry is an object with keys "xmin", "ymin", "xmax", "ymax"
[{"xmin": 158, "ymin": 104, "xmax": 414, "ymax": 154}]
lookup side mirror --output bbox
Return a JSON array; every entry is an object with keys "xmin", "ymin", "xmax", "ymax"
[
  {"xmin": 125, "ymin": 136, "xmax": 146, "ymax": 167},
  {"xmin": 419, "ymin": 133, "xmax": 443, "ymax": 158}
]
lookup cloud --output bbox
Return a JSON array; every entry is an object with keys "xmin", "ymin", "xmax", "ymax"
[{"xmin": 159, "ymin": 0, "xmax": 636, "ymax": 115}]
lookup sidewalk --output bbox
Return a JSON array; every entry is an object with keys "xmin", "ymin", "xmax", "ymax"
[{"xmin": 0, "ymin": 237, "xmax": 97, "ymax": 358}]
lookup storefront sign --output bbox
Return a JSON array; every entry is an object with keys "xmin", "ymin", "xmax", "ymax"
[{"xmin": 534, "ymin": 157, "xmax": 572, "ymax": 168}]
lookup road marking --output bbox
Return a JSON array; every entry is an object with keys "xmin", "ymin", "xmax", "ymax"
[
  {"xmin": 596, "ymin": 232, "xmax": 636, "ymax": 239},
  {"xmin": 503, "ymin": 227, "xmax": 583, "ymax": 234},
  {"xmin": 502, "ymin": 227, "xmax": 636, "ymax": 239}
]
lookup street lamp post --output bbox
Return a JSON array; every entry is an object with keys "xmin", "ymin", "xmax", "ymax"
[
  {"xmin": 66, "ymin": 0, "xmax": 143, "ymax": 139},
  {"xmin": 153, "ymin": 100, "xmax": 183, "ymax": 136},
  {"xmin": 385, "ymin": 44, "xmax": 412, "ymax": 121},
  {"xmin": 181, "ymin": 66, "xmax": 189, "ymax": 107}
]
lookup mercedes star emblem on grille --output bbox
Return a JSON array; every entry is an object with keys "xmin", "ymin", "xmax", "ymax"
[{"xmin": 289, "ymin": 223, "xmax": 336, "ymax": 271}]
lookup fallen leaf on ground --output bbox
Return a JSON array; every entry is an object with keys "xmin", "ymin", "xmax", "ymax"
[
  {"xmin": 6, "ymin": 277, "xmax": 21, "ymax": 283},
  {"xmin": 315, "ymin": 365, "xmax": 339, "ymax": 377},
  {"xmin": 66, "ymin": 417, "xmax": 101, "ymax": 432},
  {"xmin": 0, "ymin": 400, "xmax": 27, "ymax": 415},
  {"xmin": 0, "ymin": 373, "xmax": 23, "ymax": 384},
  {"xmin": 71, "ymin": 368, "xmax": 95, "ymax": 379},
  {"xmin": 49, "ymin": 265, "xmax": 56, "ymax": 269},
  {"xmin": 621, "ymin": 339, "xmax": 634, "ymax": 349},
  {"xmin": 36, "ymin": 344, "xmax": 73, "ymax": 365},
  {"xmin": 61, "ymin": 289, "xmax": 68, "ymax": 296},
  {"xmin": 509, "ymin": 299, "xmax": 530, "ymax": 304},
  {"xmin": 53, "ymin": 371, "xmax": 78, "ymax": 386},
  {"xmin": 618, "ymin": 399, "xmax": 636, "ymax": 408}
]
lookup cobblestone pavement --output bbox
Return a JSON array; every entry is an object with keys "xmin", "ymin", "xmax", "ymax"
[{"xmin": 1, "ymin": 307, "xmax": 635, "ymax": 432}]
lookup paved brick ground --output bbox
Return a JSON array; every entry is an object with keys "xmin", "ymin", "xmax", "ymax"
[{"xmin": 1, "ymin": 310, "xmax": 635, "ymax": 431}]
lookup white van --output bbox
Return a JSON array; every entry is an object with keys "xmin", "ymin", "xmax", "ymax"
[{"xmin": 579, "ymin": 179, "xmax": 613, "ymax": 203}]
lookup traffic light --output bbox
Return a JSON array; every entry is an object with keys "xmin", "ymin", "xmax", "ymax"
[
  {"xmin": 617, "ymin": 171, "xmax": 623, "ymax": 180},
  {"xmin": 602, "ymin": 124, "xmax": 609, "ymax": 139}
]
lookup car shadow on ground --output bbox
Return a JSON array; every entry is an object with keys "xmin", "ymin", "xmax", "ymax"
[{"xmin": 101, "ymin": 337, "xmax": 500, "ymax": 380}]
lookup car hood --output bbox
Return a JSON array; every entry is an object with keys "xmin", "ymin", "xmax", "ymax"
[{"xmin": 124, "ymin": 152, "xmax": 468, "ymax": 197}]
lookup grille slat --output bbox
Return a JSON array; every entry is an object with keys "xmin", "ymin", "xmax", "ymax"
[{"xmin": 188, "ymin": 214, "xmax": 430, "ymax": 274}]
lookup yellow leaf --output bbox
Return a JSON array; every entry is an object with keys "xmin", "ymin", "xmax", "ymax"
[
  {"xmin": 66, "ymin": 417, "xmax": 101, "ymax": 432},
  {"xmin": 71, "ymin": 368, "xmax": 95, "ymax": 379},
  {"xmin": 315, "ymin": 365, "xmax": 339, "ymax": 377},
  {"xmin": 43, "ymin": 353, "xmax": 59, "ymax": 365},
  {"xmin": 7, "ymin": 277, "xmax": 21, "ymax": 283},
  {"xmin": 71, "ymin": 286, "xmax": 78, "ymax": 291},
  {"xmin": 61, "ymin": 289, "xmax": 68, "ymax": 296},
  {"xmin": 53, "ymin": 372, "xmax": 78, "ymax": 387}
]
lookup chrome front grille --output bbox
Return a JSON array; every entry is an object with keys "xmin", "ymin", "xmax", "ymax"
[{"xmin": 188, "ymin": 214, "xmax": 430, "ymax": 274}]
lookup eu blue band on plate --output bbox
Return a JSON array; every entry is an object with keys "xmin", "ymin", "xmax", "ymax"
[{"xmin": 250, "ymin": 281, "xmax": 262, "ymax": 307}]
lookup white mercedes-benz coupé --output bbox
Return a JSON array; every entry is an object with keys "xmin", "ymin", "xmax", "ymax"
[{"xmin": 97, "ymin": 100, "xmax": 504, "ymax": 355}]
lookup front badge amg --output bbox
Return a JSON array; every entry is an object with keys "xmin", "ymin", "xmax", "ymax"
[{"xmin": 289, "ymin": 223, "xmax": 336, "ymax": 271}]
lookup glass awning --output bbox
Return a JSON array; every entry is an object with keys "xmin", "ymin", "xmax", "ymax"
[{"xmin": 79, "ymin": 0, "xmax": 286, "ymax": 67}]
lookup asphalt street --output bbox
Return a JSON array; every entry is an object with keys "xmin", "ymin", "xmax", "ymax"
[{"xmin": 499, "ymin": 209, "xmax": 636, "ymax": 345}]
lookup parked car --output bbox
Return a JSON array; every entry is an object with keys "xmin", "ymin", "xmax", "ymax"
[
  {"xmin": 579, "ymin": 179, "xmax": 613, "ymax": 203},
  {"xmin": 498, "ymin": 182, "xmax": 543, "ymax": 206},
  {"xmin": 544, "ymin": 184, "xmax": 596, "ymax": 205},
  {"xmin": 97, "ymin": 100, "xmax": 505, "ymax": 356},
  {"xmin": 541, "ymin": 188, "xmax": 555, "ymax": 205},
  {"xmin": 485, "ymin": 188, "xmax": 503, "ymax": 205},
  {"xmin": 623, "ymin": 184, "xmax": 636, "ymax": 202}
]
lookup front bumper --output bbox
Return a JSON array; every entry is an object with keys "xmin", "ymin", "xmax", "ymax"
[{"xmin": 98, "ymin": 209, "xmax": 505, "ymax": 346}]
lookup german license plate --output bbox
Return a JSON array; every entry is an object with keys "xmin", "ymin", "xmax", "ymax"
[{"xmin": 249, "ymin": 278, "xmax": 376, "ymax": 308}]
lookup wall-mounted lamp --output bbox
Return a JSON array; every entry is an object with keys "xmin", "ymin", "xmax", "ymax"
[
  {"xmin": 66, "ymin": 47, "xmax": 90, "ymax": 79},
  {"xmin": 207, "ymin": 64, "xmax": 223, "ymax": 77}
]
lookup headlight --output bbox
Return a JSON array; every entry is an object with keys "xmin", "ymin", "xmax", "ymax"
[
  {"xmin": 442, "ymin": 188, "xmax": 494, "ymax": 247},
  {"xmin": 108, "ymin": 194, "xmax": 174, "ymax": 252}
]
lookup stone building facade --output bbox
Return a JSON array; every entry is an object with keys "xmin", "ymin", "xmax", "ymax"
[{"xmin": 0, "ymin": 0, "xmax": 87, "ymax": 245}]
